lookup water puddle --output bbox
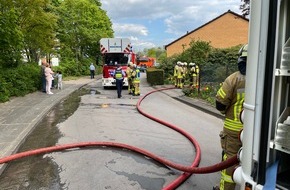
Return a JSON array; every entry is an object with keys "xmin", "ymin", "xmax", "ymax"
[{"xmin": 0, "ymin": 87, "xmax": 95, "ymax": 189}]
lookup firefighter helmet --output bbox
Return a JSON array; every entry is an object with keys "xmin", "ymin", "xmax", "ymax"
[
  {"xmin": 238, "ymin": 44, "xmax": 248, "ymax": 75},
  {"xmin": 239, "ymin": 44, "xmax": 248, "ymax": 57}
]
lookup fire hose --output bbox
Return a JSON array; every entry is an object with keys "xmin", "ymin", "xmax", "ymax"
[{"xmin": 0, "ymin": 87, "xmax": 239, "ymax": 189}]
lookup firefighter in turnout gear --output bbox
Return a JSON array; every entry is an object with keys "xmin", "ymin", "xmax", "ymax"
[
  {"xmin": 174, "ymin": 61, "xmax": 181, "ymax": 87},
  {"xmin": 190, "ymin": 62, "xmax": 199, "ymax": 89},
  {"xmin": 214, "ymin": 44, "xmax": 247, "ymax": 190},
  {"xmin": 177, "ymin": 62, "xmax": 184, "ymax": 88},
  {"xmin": 126, "ymin": 62, "xmax": 133, "ymax": 94},
  {"xmin": 183, "ymin": 62, "xmax": 188, "ymax": 85},
  {"xmin": 131, "ymin": 64, "xmax": 140, "ymax": 96}
]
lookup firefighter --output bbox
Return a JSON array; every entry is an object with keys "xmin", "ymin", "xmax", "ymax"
[
  {"xmin": 188, "ymin": 62, "xmax": 194, "ymax": 87},
  {"xmin": 174, "ymin": 61, "xmax": 181, "ymax": 87},
  {"xmin": 183, "ymin": 62, "xmax": 188, "ymax": 85},
  {"xmin": 214, "ymin": 44, "xmax": 248, "ymax": 190},
  {"xmin": 190, "ymin": 62, "xmax": 199, "ymax": 89},
  {"xmin": 131, "ymin": 64, "xmax": 141, "ymax": 96},
  {"xmin": 177, "ymin": 62, "xmax": 184, "ymax": 88},
  {"xmin": 126, "ymin": 62, "xmax": 133, "ymax": 94}
]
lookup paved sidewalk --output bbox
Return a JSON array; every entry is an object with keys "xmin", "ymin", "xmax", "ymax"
[{"xmin": 0, "ymin": 77, "xmax": 95, "ymax": 174}]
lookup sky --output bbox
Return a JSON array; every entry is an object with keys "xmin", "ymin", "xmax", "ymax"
[{"xmin": 100, "ymin": 0, "xmax": 242, "ymax": 52}]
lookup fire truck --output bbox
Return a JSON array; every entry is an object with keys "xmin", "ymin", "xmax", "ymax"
[
  {"xmin": 232, "ymin": 0, "xmax": 290, "ymax": 189},
  {"xmin": 137, "ymin": 56, "xmax": 155, "ymax": 67},
  {"xmin": 100, "ymin": 38, "xmax": 136, "ymax": 88}
]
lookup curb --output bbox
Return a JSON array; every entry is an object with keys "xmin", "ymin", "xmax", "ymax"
[{"xmin": 173, "ymin": 96, "xmax": 224, "ymax": 119}]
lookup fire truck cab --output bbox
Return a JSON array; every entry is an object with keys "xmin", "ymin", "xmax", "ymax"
[
  {"xmin": 233, "ymin": 0, "xmax": 290, "ymax": 189},
  {"xmin": 100, "ymin": 38, "xmax": 135, "ymax": 88}
]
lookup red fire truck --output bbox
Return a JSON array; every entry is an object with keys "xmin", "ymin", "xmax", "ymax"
[{"xmin": 100, "ymin": 38, "xmax": 136, "ymax": 88}]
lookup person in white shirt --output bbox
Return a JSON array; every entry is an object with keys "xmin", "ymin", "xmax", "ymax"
[{"xmin": 89, "ymin": 63, "xmax": 95, "ymax": 79}]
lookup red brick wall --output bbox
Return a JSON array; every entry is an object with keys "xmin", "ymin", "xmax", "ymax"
[{"xmin": 166, "ymin": 13, "xmax": 249, "ymax": 57}]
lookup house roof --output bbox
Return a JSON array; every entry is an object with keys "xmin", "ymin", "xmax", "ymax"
[{"xmin": 165, "ymin": 10, "xmax": 249, "ymax": 49}]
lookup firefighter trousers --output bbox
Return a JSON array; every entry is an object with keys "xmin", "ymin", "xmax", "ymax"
[
  {"xmin": 128, "ymin": 78, "xmax": 133, "ymax": 94},
  {"xmin": 177, "ymin": 77, "xmax": 183, "ymax": 88},
  {"xmin": 219, "ymin": 128, "xmax": 242, "ymax": 190},
  {"xmin": 133, "ymin": 81, "xmax": 140, "ymax": 95},
  {"xmin": 192, "ymin": 76, "xmax": 198, "ymax": 88}
]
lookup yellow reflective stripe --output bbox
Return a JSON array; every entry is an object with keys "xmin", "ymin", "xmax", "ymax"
[
  {"xmin": 220, "ymin": 154, "xmax": 234, "ymax": 188},
  {"xmin": 115, "ymin": 73, "xmax": 122, "ymax": 79},
  {"xmin": 221, "ymin": 169, "xmax": 234, "ymax": 183},
  {"xmin": 224, "ymin": 118, "xmax": 243, "ymax": 131},
  {"xmin": 234, "ymin": 93, "xmax": 244, "ymax": 122},
  {"xmin": 218, "ymin": 88, "xmax": 226, "ymax": 99}
]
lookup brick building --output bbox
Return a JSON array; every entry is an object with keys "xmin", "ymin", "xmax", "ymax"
[{"xmin": 165, "ymin": 10, "xmax": 249, "ymax": 57}]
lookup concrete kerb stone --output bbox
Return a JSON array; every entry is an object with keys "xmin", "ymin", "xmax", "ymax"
[
  {"xmin": 152, "ymin": 85, "xmax": 224, "ymax": 119},
  {"xmin": 173, "ymin": 96, "xmax": 224, "ymax": 119}
]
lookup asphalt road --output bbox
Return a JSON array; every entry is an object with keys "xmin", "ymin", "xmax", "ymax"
[
  {"xmin": 0, "ymin": 73, "xmax": 224, "ymax": 190},
  {"xmin": 51, "ymin": 74, "xmax": 223, "ymax": 189}
]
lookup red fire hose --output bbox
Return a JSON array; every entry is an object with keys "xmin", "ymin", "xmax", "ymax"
[{"xmin": 0, "ymin": 87, "xmax": 238, "ymax": 189}]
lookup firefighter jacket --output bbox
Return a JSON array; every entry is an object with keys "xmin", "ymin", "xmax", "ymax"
[
  {"xmin": 132, "ymin": 68, "xmax": 140, "ymax": 83},
  {"xmin": 174, "ymin": 65, "xmax": 179, "ymax": 77},
  {"xmin": 183, "ymin": 67, "xmax": 188, "ymax": 77},
  {"xmin": 216, "ymin": 71, "xmax": 245, "ymax": 132},
  {"xmin": 177, "ymin": 66, "xmax": 184, "ymax": 79},
  {"xmin": 190, "ymin": 65, "xmax": 199, "ymax": 76},
  {"xmin": 126, "ymin": 67, "xmax": 132, "ymax": 79}
]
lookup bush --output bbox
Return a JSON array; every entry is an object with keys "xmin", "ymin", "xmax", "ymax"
[
  {"xmin": 146, "ymin": 67, "xmax": 164, "ymax": 85},
  {"xmin": 183, "ymin": 82, "xmax": 221, "ymax": 106},
  {"xmin": 156, "ymin": 40, "xmax": 243, "ymax": 105},
  {"xmin": 0, "ymin": 64, "xmax": 41, "ymax": 102}
]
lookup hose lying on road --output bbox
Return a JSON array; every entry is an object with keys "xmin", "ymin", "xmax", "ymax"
[
  {"xmin": 0, "ymin": 87, "xmax": 239, "ymax": 190},
  {"xmin": 136, "ymin": 87, "xmax": 238, "ymax": 189}
]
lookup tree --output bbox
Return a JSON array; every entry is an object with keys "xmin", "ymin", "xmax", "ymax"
[
  {"xmin": 16, "ymin": 0, "xmax": 58, "ymax": 62},
  {"xmin": 240, "ymin": 0, "xmax": 250, "ymax": 18},
  {"xmin": 56, "ymin": 0, "xmax": 113, "ymax": 67},
  {"xmin": 143, "ymin": 47, "xmax": 166, "ymax": 63},
  {"xmin": 0, "ymin": 0, "xmax": 24, "ymax": 67},
  {"xmin": 183, "ymin": 40, "xmax": 211, "ymax": 67}
]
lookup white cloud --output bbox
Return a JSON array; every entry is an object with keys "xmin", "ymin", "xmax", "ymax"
[
  {"xmin": 113, "ymin": 23, "xmax": 148, "ymax": 36},
  {"xmin": 100, "ymin": 0, "xmax": 242, "ymax": 50}
]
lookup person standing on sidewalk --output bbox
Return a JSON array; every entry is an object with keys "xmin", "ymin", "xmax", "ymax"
[
  {"xmin": 56, "ymin": 71, "xmax": 63, "ymax": 90},
  {"xmin": 45, "ymin": 64, "xmax": 54, "ymax": 95},
  {"xmin": 113, "ymin": 64, "xmax": 126, "ymax": 98},
  {"xmin": 41, "ymin": 58, "xmax": 47, "ymax": 93},
  {"xmin": 214, "ymin": 44, "xmax": 247, "ymax": 190},
  {"xmin": 89, "ymin": 63, "xmax": 95, "ymax": 79}
]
